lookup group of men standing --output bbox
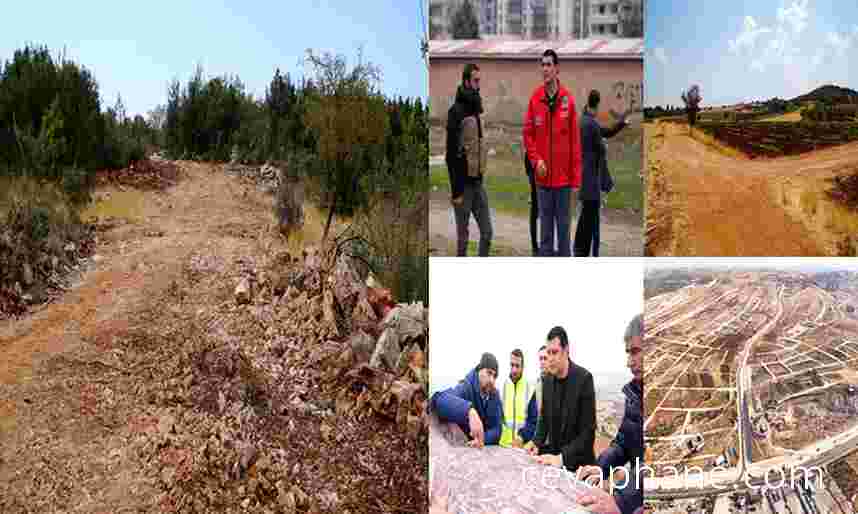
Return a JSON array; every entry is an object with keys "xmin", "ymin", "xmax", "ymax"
[
  {"xmin": 430, "ymin": 315, "xmax": 644, "ymax": 514},
  {"xmin": 445, "ymin": 49, "xmax": 628, "ymax": 257}
]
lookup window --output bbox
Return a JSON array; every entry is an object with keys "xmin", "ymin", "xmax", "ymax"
[
  {"xmin": 611, "ymin": 4, "xmax": 618, "ymax": 13},
  {"xmin": 599, "ymin": 5, "xmax": 606, "ymax": 14},
  {"xmin": 610, "ymin": 24, "xmax": 617, "ymax": 34}
]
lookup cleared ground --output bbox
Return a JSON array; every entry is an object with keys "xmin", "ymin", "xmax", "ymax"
[
  {"xmin": 644, "ymin": 272, "xmax": 858, "ymax": 476},
  {"xmin": 646, "ymin": 120, "xmax": 858, "ymax": 256},
  {"xmin": 0, "ymin": 162, "xmax": 427, "ymax": 512}
]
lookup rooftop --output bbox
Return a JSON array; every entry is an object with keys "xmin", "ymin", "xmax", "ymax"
[{"xmin": 428, "ymin": 38, "xmax": 644, "ymax": 60}]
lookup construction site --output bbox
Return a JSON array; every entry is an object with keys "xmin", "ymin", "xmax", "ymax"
[{"xmin": 644, "ymin": 267, "xmax": 858, "ymax": 514}]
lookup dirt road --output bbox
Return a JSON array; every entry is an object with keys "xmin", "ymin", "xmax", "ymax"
[
  {"xmin": 0, "ymin": 162, "xmax": 426, "ymax": 512},
  {"xmin": 646, "ymin": 121, "xmax": 858, "ymax": 256},
  {"xmin": 429, "ymin": 195, "xmax": 643, "ymax": 256}
]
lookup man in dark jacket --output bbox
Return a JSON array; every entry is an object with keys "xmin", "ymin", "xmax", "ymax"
[
  {"xmin": 430, "ymin": 352, "xmax": 503, "ymax": 447},
  {"xmin": 446, "ymin": 63, "xmax": 492, "ymax": 257},
  {"xmin": 574, "ymin": 90, "xmax": 628, "ymax": 257},
  {"xmin": 527, "ymin": 326, "xmax": 596, "ymax": 472},
  {"xmin": 578, "ymin": 314, "xmax": 644, "ymax": 514}
]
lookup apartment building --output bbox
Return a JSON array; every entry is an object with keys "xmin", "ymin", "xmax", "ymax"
[{"xmin": 430, "ymin": 0, "xmax": 641, "ymax": 40}]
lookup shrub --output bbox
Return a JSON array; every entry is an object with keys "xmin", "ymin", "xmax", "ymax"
[{"xmin": 349, "ymin": 192, "xmax": 428, "ymax": 303}]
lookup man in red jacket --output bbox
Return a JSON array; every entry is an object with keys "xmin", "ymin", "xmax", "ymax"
[{"xmin": 523, "ymin": 49, "xmax": 583, "ymax": 257}]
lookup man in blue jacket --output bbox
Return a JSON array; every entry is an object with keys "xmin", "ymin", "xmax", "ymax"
[
  {"xmin": 430, "ymin": 352, "xmax": 503, "ymax": 448},
  {"xmin": 578, "ymin": 314, "xmax": 644, "ymax": 514}
]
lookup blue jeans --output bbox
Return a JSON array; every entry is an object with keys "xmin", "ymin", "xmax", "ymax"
[{"xmin": 537, "ymin": 186, "xmax": 572, "ymax": 257}]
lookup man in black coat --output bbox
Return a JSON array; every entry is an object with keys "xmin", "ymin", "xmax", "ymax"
[
  {"xmin": 574, "ymin": 90, "xmax": 627, "ymax": 257},
  {"xmin": 527, "ymin": 326, "xmax": 596, "ymax": 472}
]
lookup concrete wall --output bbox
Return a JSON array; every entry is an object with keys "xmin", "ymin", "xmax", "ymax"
[{"xmin": 430, "ymin": 57, "xmax": 643, "ymax": 125}]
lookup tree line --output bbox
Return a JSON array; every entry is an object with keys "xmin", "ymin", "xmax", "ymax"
[{"xmin": 0, "ymin": 45, "xmax": 156, "ymax": 202}]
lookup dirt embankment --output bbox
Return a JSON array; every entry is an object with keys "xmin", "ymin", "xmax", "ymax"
[
  {"xmin": 646, "ymin": 121, "xmax": 858, "ymax": 256},
  {"xmin": 0, "ymin": 160, "xmax": 428, "ymax": 513}
]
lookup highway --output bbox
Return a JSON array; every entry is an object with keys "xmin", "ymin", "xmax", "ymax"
[
  {"xmin": 737, "ymin": 285, "xmax": 784, "ymax": 476},
  {"xmin": 646, "ymin": 424, "xmax": 858, "ymax": 500}
]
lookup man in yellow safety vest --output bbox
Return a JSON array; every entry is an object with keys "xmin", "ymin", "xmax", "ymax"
[{"xmin": 499, "ymin": 349, "xmax": 538, "ymax": 449}]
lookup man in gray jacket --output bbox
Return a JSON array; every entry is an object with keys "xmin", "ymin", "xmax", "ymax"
[{"xmin": 573, "ymin": 90, "xmax": 627, "ymax": 257}]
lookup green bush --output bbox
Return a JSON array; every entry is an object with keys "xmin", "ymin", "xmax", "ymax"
[
  {"xmin": 1, "ymin": 44, "xmax": 149, "ymax": 213},
  {"xmin": 61, "ymin": 167, "xmax": 91, "ymax": 206}
]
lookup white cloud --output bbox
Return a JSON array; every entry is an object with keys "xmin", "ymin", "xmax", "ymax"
[
  {"xmin": 729, "ymin": 16, "xmax": 772, "ymax": 54},
  {"xmin": 735, "ymin": 1, "xmax": 814, "ymax": 72},
  {"xmin": 777, "ymin": 0, "xmax": 810, "ymax": 35},
  {"xmin": 654, "ymin": 47, "xmax": 668, "ymax": 65}
]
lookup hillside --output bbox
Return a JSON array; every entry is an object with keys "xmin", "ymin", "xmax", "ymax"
[{"xmin": 791, "ymin": 84, "xmax": 858, "ymax": 103}]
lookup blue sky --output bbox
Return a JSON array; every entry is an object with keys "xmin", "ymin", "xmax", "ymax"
[
  {"xmin": 646, "ymin": 0, "xmax": 858, "ymax": 107},
  {"xmin": 1, "ymin": 1, "xmax": 428, "ymax": 117}
]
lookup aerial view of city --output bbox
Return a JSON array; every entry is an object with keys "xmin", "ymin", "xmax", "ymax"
[{"xmin": 643, "ymin": 264, "xmax": 858, "ymax": 514}]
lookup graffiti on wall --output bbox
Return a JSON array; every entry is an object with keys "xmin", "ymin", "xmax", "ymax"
[
  {"xmin": 612, "ymin": 81, "xmax": 644, "ymax": 112},
  {"xmin": 496, "ymin": 79, "xmax": 511, "ymax": 100}
]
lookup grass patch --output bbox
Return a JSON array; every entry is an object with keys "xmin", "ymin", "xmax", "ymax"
[
  {"xmin": 604, "ymin": 148, "xmax": 643, "ymax": 212},
  {"xmin": 431, "ymin": 147, "xmax": 642, "ymax": 216},
  {"xmin": 80, "ymin": 190, "xmax": 148, "ymax": 222},
  {"xmin": 689, "ymin": 128, "xmax": 746, "ymax": 159},
  {"xmin": 758, "ymin": 111, "xmax": 802, "ymax": 123}
]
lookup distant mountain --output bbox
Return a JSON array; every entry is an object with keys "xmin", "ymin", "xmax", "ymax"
[{"xmin": 791, "ymin": 85, "xmax": 858, "ymax": 103}]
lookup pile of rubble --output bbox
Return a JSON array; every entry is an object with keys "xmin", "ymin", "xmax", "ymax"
[
  {"xmin": 119, "ymin": 246, "xmax": 428, "ymax": 512},
  {"xmin": 0, "ymin": 224, "xmax": 95, "ymax": 318},
  {"xmin": 225, "ymin": 161, "xmax": 281, "ymax": 195},
  {"xmin": 95, "ymin": 158, "xmax": 182, "ymax": 191}
]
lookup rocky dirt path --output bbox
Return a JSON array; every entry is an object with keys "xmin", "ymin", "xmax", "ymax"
[
  {"xmin": 646, "ymin": 121, "xmax": 858, "ymax": 256},
  {"xmin": 0, "ymin": 161, "xmax": 427, "ymax": 513}
]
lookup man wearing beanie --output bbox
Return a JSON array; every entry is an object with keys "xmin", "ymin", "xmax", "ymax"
[
  {"xmin": 578, "ymin": 314, "xmax": 644, "ymax": 514},
  {"xmin": 430, "ymin": 352, "xmax": 503, "ymax": 448}
]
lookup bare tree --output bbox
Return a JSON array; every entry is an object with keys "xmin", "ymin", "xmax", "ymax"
[
  {"xmin": 303, "ymin": 48, "xmax": 387, "ymax": 243},
  {"xmin": 681, "ymin": 85, "xmax": 702, "ymax": 128}
]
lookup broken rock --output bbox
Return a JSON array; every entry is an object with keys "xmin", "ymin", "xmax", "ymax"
[
  {"xmin": 369, "ymin": 328, "xmax": 400, "ymax": 371},
  {"xmin": 383, "ymin": 302, "xmax": 426, "ymax": 342},
  {"xmin": 235, "ymin": 277, "xmax": 252, "ymax": 305},
  {"xmin": 21, "ymin": 263, "xmax": 34, "ymax": 286},
  {"xmin": 331, "ymin": 254, "xmax": 364, "ymax": 315},
  {"xmin": 348, "ymin": 331, "xmax": 375, "ymax": 365},
  {"xmin": 351, "ymin": 295, "xmax": 377, "ymax": 327}
]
